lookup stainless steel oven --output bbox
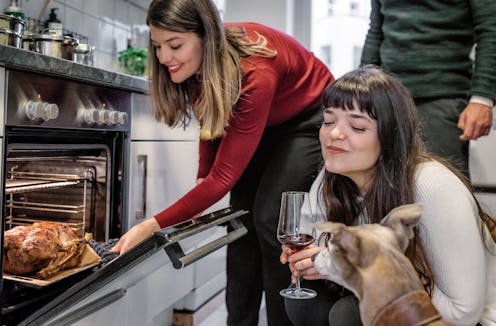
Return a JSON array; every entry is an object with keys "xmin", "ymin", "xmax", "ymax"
[
  {"xmin": 0, "ymin": 67, "xmax": 247, "ymax": 326},
  {"xmin": 0, "ymin": 68, "xmax": 131, "ymax": 324}
]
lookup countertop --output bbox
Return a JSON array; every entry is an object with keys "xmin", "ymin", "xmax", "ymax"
[{"xmin": 0, "ymin": 45, "xmax": 149, "ymax": 93}]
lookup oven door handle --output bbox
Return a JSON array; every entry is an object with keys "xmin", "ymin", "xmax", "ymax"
[
  {"xmin": 135, "ymin": 154, "xmax": 147, "ymax": 219},
  {"xmin": 156, "ymin": 208, "xmax": 248, "ymax": 269},
  {"xmin": 164, "ymin": 218, "xmax": 246, "ymax": 269}
]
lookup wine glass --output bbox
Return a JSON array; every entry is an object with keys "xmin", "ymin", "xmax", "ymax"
[{"xmin": 277, "ymin": 191, "xmax": 317, "ymax": 299}]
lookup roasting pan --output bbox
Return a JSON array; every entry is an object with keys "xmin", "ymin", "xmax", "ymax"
[{"xmin": 3, "ymin": 244, "xmax": 101, "ymax": 288}]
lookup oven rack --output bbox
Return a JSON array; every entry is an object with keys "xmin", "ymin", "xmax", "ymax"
[
  {"xmin": 4, "ymin": 171, "xmax": 92, "ymax": 238},
  {"xmin": 5, "ymin": 180, "xmax": 80, "ymax": 194},
  {"xmin": 5, "ymin": 200, "xmax": 85, "ymax": 214},
  {"xmin": 5, "ymin": 170, "xmax": 87, "ymax": 194},
  {"xmin": 5, "ymin": 217, "xmax": 85, "ymax": 235}
]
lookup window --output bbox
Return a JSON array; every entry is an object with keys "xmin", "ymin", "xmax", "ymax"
[
  {"xmin": 350, "ymin": 1, "xmax": 360, "ymax": 14},
  {"xmin": 353, "ymin": 45, "xmax": 362, "ymax": 68},
  {"xmin": 319, "ymin": 45, "xmax": 332, "ymax": 68},
  {"xmin": 327, "ymin": 0, "xmax": 335, "ymax": 16}
]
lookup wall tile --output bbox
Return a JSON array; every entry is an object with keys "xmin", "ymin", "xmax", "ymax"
[
  {"xmin": 114, "ymin": 25, "xmax": 131, "ymax": 53},
  {"xmin": 127, "ymin": 3, "xmax": 148, "ymax": 49},
  {"xmin": 64, "ymin": 0, "xmax": 82, "ymax": 11},
  {"xmin": 94, "ymin": 51, "xmax": 116, "ymax": 71},
  {"xmin": 129, "ymin": 5, "xmax": 146, "ymax": 27},
  {"xmin": 82, "ymin": 0, "xmax": 99, "ymax": 18},
  {"xmin": 99, "ymin": 0, "xmax": 114, "ymax": 22},
  {"xmin": 98, "ymin": 19, "xmax": 115, "ymax": 54},
  {"xmin": 64, "ymin": 6, "xmax": 82, "ymax": 37},
  {"xmin": 82, "ymin": 14, "xmax": 99, "ymax": 48},
  {"xmin": 132, "ymin": 24, "xmax": 149, "ymax": 49},
  {"xmin": 114, "ymin": 1, "xmax": 129, "ymax": 26}
]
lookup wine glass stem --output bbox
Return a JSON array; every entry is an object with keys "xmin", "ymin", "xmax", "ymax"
[{"xmin": 295, "ymin": 270, "xmax": 302, "ymax": 296}]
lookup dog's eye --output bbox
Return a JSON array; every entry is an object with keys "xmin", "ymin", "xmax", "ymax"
[{"xmin": 318, "ymin": 232, "xmax": 332, "ymax": 246}]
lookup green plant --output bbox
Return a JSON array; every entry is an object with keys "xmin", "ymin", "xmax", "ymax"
[{"xmin": 118, "ymin": 46, "xmax": 148, "ymax": 76}]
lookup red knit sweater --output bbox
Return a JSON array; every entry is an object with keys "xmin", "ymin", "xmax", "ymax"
[{"xmin": 154, "ymin": 22, "xmax": 333, "ymax": 227}]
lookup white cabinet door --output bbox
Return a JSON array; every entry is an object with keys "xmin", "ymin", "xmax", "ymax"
[{"xmin": 128, "ymin": 140, "xmax": 199, "ymax": 229}]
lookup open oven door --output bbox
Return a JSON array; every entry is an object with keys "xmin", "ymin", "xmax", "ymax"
[{"xmin": 15, "ymin": 207, "xmax": 247, "ymax": 326}]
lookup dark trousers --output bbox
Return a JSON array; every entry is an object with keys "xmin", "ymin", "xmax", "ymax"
[
  {"xmin": 415, "ymin": 97, "xmax": 469, "ymax": 177},
  {"xmin": 285, "ymin": 282, "xmax": 362, "ymax": 326},
  {"xmin": 226, "ymin": 108, "xmax": 323, "ymax": 326}
]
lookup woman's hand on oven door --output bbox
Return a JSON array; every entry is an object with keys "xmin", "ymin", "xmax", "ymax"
[{"xmin": 111, "ymin": 218, "xmax": 160, "ymax": 254}]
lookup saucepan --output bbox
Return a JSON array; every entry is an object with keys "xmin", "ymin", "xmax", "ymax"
[
  {"xmin": 32, "ymin": 33, "xmax": 79, "ymax": 60},
  {"xmin": 0, "ymin": 14, "xmax": 25, "ymax": 48}
]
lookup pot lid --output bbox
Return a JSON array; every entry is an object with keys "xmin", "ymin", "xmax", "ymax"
[
  {"xmin": 34, "ymin": 33, "xmax": 65, "ymax": 41},
  {"xmin": 0, "ymin": 13, "xmax": 26, "ymax": 25}
]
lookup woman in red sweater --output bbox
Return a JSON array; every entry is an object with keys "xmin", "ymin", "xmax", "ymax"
[{"xmin": 112, "ymin": 0, "xmax": 334, "ymax": 324}]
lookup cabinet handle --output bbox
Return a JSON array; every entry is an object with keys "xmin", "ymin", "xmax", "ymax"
[{"xmin": 135, "ymin": 154, "xmax": 147, "ymax": 219}]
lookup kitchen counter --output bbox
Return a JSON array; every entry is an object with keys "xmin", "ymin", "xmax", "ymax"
[{"xmin": 0, "ymin": 45, "xmax": 149, "ymax": 93}]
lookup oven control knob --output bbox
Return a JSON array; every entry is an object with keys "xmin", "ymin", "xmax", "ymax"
[
  {"xmin": 107, "ymin": 110, "xmax": 118, "ymax": 125},
  {"xmin": 82, "ymin": 108, "xmax": 99, "ymax": 123},
  {"xmin": 117, "ymin": 112, "xmax": 128, "ymax": 125},
  {"xmin": 42, "ymin": 103, "xmax": 59, "ymax": 121},
  {"xmin": 23, "ymin": 101, "xmax": 44, "ymax": 120},
  {"xmin": 98, "ymin": 109, "xmax": 110, "ymax": 124},
  {"xmin": 23, "ymin": 101, "xmax": 59, "ymax": 121}
]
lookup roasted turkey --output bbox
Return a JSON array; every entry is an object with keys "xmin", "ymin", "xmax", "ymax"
[{"xmin": 3, "ymin": 222, "xmax": 86, "ymax": 279}]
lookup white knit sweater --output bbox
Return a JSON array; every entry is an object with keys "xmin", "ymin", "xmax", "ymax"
[
  {"xmin": 414, "ymin": 161, "xmax": 495, "ymax": 326},
  {"xmin": 309, "ymin": 162, "xmax": 496, "ymax": 325}
]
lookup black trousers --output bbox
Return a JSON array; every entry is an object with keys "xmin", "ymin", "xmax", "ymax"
[
  {"xmin": 285, "ymin": 282, "xmax": 362, "ymax": 326},
  {"xmin": 226, "ymin": 107, "xmax": 323, "ymax": 326},
  {"xmin": 415, "ymin": 97, "xmax": 469, "ymax": 177}
]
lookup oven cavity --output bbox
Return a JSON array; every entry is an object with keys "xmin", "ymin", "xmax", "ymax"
[{"xmin": 4, "ymin": 146, "xmax": 110, "ymax": 242}]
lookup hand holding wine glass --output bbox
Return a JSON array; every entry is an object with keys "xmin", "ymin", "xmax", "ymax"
[{"xmin": 277, "ymin": 191, "xmax": 317, "ymax": 299}]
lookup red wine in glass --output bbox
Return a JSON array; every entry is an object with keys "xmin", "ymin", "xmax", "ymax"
[
  {"xmin": 278, "ymin": 233, "xmax": 314, "ymax": 251},
  {"xmin": 277, "ymin": 191, "xmax": 317, "ymax": 299}
]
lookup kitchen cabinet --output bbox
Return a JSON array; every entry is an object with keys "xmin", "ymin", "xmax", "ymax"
[{"xmin": 129, "ymin": 92, "xmax": 230, "ymax": 321}]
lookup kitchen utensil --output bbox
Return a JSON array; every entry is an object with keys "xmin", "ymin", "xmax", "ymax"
[
  {"xmin": 0, "ymin": 13, "xmax": 25, "ymax": 48},
  {"xmin": 33, "ymin": 33, "xmax": 78, "ymax": 60}
]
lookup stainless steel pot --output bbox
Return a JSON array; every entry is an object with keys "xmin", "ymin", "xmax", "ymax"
[
  {"xmin": 0, "ymin": 14, "xmax": 25, "ymax": 48},
  {"xmin": 33, "ymin": 34, "xmax": 79, "ymax": 60},
  {"xmin": 22, "ymin": 32, "xmax": 36, "ymax": 51},
  {"xmin": 73, "ymin": 43, "xmax": 94, "ymax": 66}
]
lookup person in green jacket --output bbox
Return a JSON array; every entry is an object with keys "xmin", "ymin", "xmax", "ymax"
[{"xmin": 360, "ymin": 0, "xmax": 496, "ymax": 177}]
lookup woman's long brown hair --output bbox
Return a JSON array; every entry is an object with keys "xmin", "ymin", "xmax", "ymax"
[{"xmin": 146, "ymin": 0, "xmax": 275, "ymax": 140}]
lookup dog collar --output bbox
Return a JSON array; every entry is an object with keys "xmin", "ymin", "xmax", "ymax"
[{"xmin": 371, "ymin": 290, "xmax": 442, "ymax": 326}]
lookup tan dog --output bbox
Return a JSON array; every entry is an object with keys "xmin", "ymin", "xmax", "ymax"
[{"xmin": 313, "ymin": 204, "xmax": 449, "ymax": 326}]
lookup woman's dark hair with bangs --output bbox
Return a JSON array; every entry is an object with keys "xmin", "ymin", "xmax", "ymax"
[
  {"xmin": 320, "ymin": 66, "xmax": 434, "ymax": 292},
  {"xmin": 321, "ymin": 65, "xmax": 424, "ymax": 225}
]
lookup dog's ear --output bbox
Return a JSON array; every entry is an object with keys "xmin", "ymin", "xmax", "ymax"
[{"xmin": 380, "ymin": 203, "xmax": 423, "ymax": 252}]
